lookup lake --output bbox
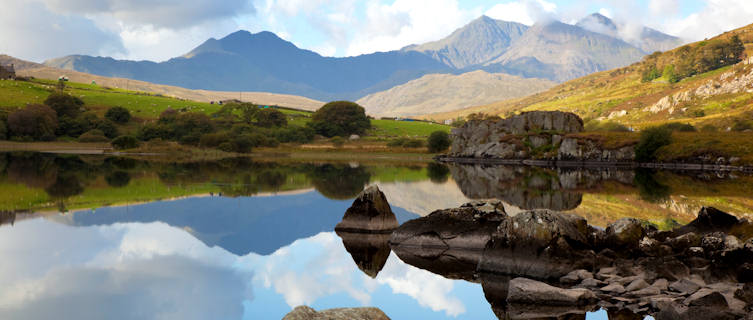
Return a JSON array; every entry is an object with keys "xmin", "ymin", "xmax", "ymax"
[{"xmin": 0, "ymin": 152, "xmax": 751, "ymax": 319}]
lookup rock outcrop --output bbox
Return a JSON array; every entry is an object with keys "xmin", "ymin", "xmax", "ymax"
[
  {"xmin": 449, "ymin": 111, "xmax": 635, "ymax": 161},
  {"xmin": 334, "ymin": 185, "xmax": 399, "ymax": 233},
  {"xmin": 390, "ymin": 202, "xmax": 753, "ymax": 319},
  {"xmin": 282, "ymin": 306, "xmax": 390, "ymax": 320}
]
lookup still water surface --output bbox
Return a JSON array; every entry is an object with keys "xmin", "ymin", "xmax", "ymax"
[{"xmin": 0, "ymin": 153, "xmax": 751, "ymax": 319}]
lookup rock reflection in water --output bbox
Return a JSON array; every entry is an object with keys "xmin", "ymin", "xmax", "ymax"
[
  {"xmin": 449, "ymin": 164, "xmax": 635, "ymax": 211},
  {"xmin": 336, "ymin": 231, "xmax": 392, "ymax": 278},
  {"xmin": 390, "ymin": 201, "xmax": 753, "ymax": 319}
]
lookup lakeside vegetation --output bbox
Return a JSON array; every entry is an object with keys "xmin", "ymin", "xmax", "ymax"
[{"xmin": 0, "ymin": 78, "xmax": 451, "ymax": 156}]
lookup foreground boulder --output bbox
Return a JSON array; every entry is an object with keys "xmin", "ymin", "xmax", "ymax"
[
  {"xmin": 390, "ymin": 204, "xmax": 753, "ymax": 319},
  {"xmin": 335, "ymin": 185, "xmax": 398, "ymax": 233},
  {"xmin": 282, "ymin": 306, "xmax": 390, "ymax": 320}
]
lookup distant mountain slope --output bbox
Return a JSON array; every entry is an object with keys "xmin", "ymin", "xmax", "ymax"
[
  {"xmin": 43, "ymin": 15, "xmax": 684, "ymax": 108},
  {"xmin": 484, "ymin": 20, "xmax": 646, "ymax": 81},
  {"xmin": 1, "ymin": 54, "xmax": 324, "ymax": 110},
  {"xmin": 45, "ymin": 31, "xmax": 451, "ymax": 102},
  {"xmin": 357, "ymin": 70, "xmax": 554, "ymax": 117},
  {"xmin": 576, "ymin": 13, "xmax": 683, "ymax": 54},
  {"xmin": 421, "ymin": 22, "xmax": 753, "ymax": 130},
  {"xmin": 403, "ymin": 15, "xmax": 528, "ymax": 69}
]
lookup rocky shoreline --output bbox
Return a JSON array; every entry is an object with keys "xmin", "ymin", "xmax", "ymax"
[
  {"xmin": 291, "ymin": 186, "xmax": 753, "ymax": 320},
  {"xmin": 390, "ymin": 200, "xmax": 753, "ymax": 319},
  {"xmin": 445, "ymin": 111, "xmax": 753, "ymax": 173}
]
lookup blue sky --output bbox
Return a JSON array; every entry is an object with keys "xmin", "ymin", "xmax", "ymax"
[{"xmin": 0, "ymin": 0, "xmax": 747, "ymax": 62}]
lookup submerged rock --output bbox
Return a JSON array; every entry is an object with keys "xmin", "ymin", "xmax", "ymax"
[{"xmin": 282, "ymin": 306, "xmax": 390, "ymax": 320}]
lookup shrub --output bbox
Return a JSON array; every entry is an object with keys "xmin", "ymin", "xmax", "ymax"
[
  {"xmin": 256, "ymin": 108, "xmax": 287, "ymax": 127},
  {"xmin": 8, "ymin": 104, "xmax": 58, "ymax": 141},
  {"xmin": 309, "ymin": 101, "xmax": 370, "ymax": 137},
  {"xmin": 700, "ymin": 124, "xmax": 717, "ymax": 132},
  {"xmin": 111, "ymin": 135, "xmax": 140, "ymax": 150},
  {"xmin": 137, "ymin": 123, "xmax": 172, "ymax": 141},
  {"xmin": 44, "ymin": 92, "xmax": 84, "ymax": 118},
  {"xmin": 78, "ymin": 129, "xmax": 110, "ymax": 142},
  {"xmin": 215, "ymin": 142, "xmax": 232, "ymax": 153},
  {"xmin": 584, "ymin": 120, "xmax": 630, "ymax": 132},
  {"xmin": 330, "ymin": 136, "xmax": 345, "ymax": 147},
  {"xmin": 105, "ymin": 106, "xmax": 131, "ymax": 124},
  {"xmin": 387, "ymin": 138, "xmax": 408, "ymax": 147},
  {"xmin": 635, "ymin": 126, "xmax": 672, "ymax": 162},
  {"xmin": 96, "ymin": 119, "xmax": 119, "ymax": 138},
  {"xmin": 659, "ymin": 122, "xmax": 696, "ymax": 132},
  {"xmin": 231, "ymin": 134, "xmax": 255, "ymax": 153},
  {"xmin": 0, "ymin": 118, "xmax": 7, "ymax": 140},
  {"xmin": 402, "ymin": 139, "xmax": 424, "ymax": 148},
  {"xmin": 199, "ymin": 132, "xmax": 231, "ymax": 148},
  {"xmin": 427, "ymin": 131, "xmax": 451, "ymax": 153},
  {"xmin": 274, "ymin": 126, "xmax": 315, "ymax": 144},
  {"xmin": 732, "ymin": 120, "xmax": 752, "ymax": 132}
]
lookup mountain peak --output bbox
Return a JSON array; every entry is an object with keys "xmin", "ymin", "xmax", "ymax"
[
  {"xmin": 403, "ymin": 15, "xmax": 528, "ymax": 69},
  {"xmin": 184, "ymin": 30, "xmax": 301, "ymax": 59}
]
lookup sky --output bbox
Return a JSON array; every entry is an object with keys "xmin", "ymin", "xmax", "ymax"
[{"xmin": 1, "ymin": 0, "xmax": 751, "ymax": 63}]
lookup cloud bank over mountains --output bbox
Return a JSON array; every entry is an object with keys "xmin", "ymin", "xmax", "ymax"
[{"xmin": 1, "ymin": 0, "xmax": 752, "ymax": 63}]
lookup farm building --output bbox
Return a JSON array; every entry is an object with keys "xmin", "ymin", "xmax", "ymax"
[{"xmin": 0, "ymin": 64, "xmax": 15, "ymax": 79}]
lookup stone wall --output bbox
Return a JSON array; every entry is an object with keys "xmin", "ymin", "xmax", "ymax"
[{"xmin": 450, "ymin": 111, "xmax": 635, "ymax": 161}]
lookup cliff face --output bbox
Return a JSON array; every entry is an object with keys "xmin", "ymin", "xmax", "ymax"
[{"xmin": 449, "ymin": 111, "xmax": 635, "ymax": 161}]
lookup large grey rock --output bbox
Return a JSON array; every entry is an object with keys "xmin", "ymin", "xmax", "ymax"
[
  {"xmin": 606, "ymin": 218, "xmax": 647, "ymax": 247},
  {"xmin": 507, "ymin": 277, "xmax": 596, "ymax": 306},
  {"xmin": 335, "ymin": 185, "xmax": 398, "ymax": 233},
  {"xmin": 495, "ymin": 209, "xmax": 589, "ymax": 246},
  {"xmin": 449, "ymin": 111, "xmax": 586, "ymax": 158},
  {"xmin": 390, "ymin": 201, "xmax": 506, "ymax": 251},
  {"xmin": 283, "ymin": 306, "xmax": 390, "ymax": 320}
]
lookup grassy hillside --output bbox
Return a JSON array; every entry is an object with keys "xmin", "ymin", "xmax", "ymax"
[
  {"xmin": 0, "ymin": 54, "xmax": 325, "ymax": 111},
  {"xmin": 0, "ymin": 77, "xmax": 449, "ymax": 142},
  {"xmin": 423, "ymin": 23, "xmax": 753, "ymax": 131}
]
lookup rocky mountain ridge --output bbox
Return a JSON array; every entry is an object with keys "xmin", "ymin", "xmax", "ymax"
[{"xmin": 42, "ymin": 14, "xmax": 683, "ymax": 113}]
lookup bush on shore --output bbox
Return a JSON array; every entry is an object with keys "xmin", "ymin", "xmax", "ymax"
[{"xmin": 635, "ymin": 126, "xmax": 672, "ymax": 162}]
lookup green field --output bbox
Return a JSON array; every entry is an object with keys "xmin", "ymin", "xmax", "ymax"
[
  {"xmin": 0, "ymin": 78, "xmax": 450, "ymax": 140},
  {"xmin": 0, "ymin": 79, "xmax": 222, "ymax": 118},
  {"xmin": 368, "ymin": 119, "xmax": 450, "ymax": 139}
]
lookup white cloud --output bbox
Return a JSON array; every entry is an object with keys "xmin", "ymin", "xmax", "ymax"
[
  {"xmin": 485, "ymin": 0, "xmax": 557, "ymax": 26},
  {"xmin": 0, "ymin": 1, "xmax": 125, "ymax": 62},
  {"xmin": 377, "ymin": 254, "xmax": 466, "ymax": 317},
  {"xmin": 662, "ymin": 0, "xmax": 753, "ymax": 41},
  {"xmin": 345, "ymin": 0, "xmax": 481, "ymax": 56},
  {"xmin": 40, "ymin": 0, "xmax": 254, "ymax": 30},
  {"xmin": 598, "ymin": 8, "xmax": 613, "ymax": 19},
  {"xmin": 0, "ymin": 219, "xmax": 251, "ymax": 320},
  {"xmin": 648, "ymin": 0, "xmax": 679, "ymax": 16}
]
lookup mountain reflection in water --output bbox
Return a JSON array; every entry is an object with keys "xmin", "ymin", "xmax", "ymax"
[{"xmin": 0, "ymin": 153, "xmax": 752, "ymax": 319}]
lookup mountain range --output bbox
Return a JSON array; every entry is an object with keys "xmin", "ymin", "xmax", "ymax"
[
  {"xmin": 422, "ymin": 22, "xmax": 753, "ymax": 130},
  {"xmin": 43, "ymin": 14, "xmax": 683, "ymax": 112}
]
